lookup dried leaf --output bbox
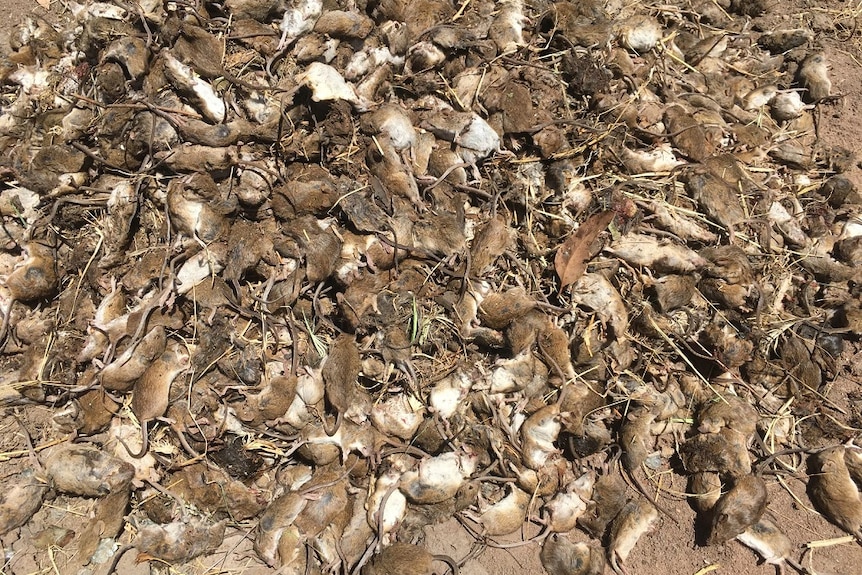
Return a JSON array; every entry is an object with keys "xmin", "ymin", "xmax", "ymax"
[{"xmin": 554, "ymin": 211, "xmax": 615, "ymax": 288}]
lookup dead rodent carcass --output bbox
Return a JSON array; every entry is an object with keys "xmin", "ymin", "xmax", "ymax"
[
  {"xmin": 707, "ymin": 474, "xmax": 768, "ymax": 545},
  {"xmin": 361, "ymin": 542, "xmax": 458, "ymax": 575},
  {"xmin": 1, "ymin": 242, "xmax": 58, "ymax": 348},
  {"xmin": 105, "ymin": 516, "xmax": 227, "ymax": 575},
  {"xmin": 0, "ymin": 468, "xmax": 50, "ymax": 535},
  {"xmin": 541, "ymin": 533, "xmax": 605, "ymax": 575},
  {"xmin": 807, "ymin": 446, "xmax": 862, "ymax": 540},
  {"xmin": 608, "ymin": 497, "xmax": 659, "ymax": 575}
]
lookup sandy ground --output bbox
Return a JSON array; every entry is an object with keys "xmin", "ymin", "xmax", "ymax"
[{"xmin": 1, "ymin": 1, "xmax": 861, "ymax": 575}]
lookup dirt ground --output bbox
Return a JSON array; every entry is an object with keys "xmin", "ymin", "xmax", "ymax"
[{"xmin": 1, "ymin": 1, "xmax": 862, "ymax": 575}]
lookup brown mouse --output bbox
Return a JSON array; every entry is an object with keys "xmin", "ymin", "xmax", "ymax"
[
  {"xmin": 797, "ymin": 52, "xmax": 831, "ymax": 102},
  {"xmin": 578, "ymin": 470, "xmax": 628, "ymax": 539},
  {"xmin": 166, "ymin": 173, "xmax": 229, "ymax": 243},
  {"xmin": 321, "ymin": 333, "xmax": 366, "ymax": 436},
  {"xmin": 807, "ymin": 446, "xmax": 862, "ymax": 540},
  {"xmin": 100, "ymin": 326, "xmax": 167, "ymax": 392},
  {"xmin": 293, "ymin": 466, "xmax": 351, "ymax": 537},
  {"xmin": 235, "ymin": 374, "xmax": 298, "ymax": 426},
  {"xmin": 608, "ymin": 497, "xmax": 659, "ymax": 575},
  {"xmin": 122, "ymin": 339, "xmax": 190, "ymax": 458},
  {"xmin": 664, "ymin": 104, "xmax": 715, "ymax": 162},
  {"xmin": 696, "ymin": 394, "xmax": 758, "ymax": 438},
  {"xmin": 1, "ymin": 242, "xmax": 58, "ymax": 348},
  {"xmin": 541, "ymin": 533, "xmax": 605, "ymax": 575},
  {"xmin": 0, "ymin": 468, "xmax": 50, "ymax": 536},
  {"xmin": 618, "ymin": 408, "xmax": 676, "ymax": 521},
  {"xmin": 255, "ymin": 491, "xmax": 307, "ymax": 567},
  {"xmin": 474, "ymin": 485, "xmax": 532, "ymax": 537},
  {"xmin": 843, "ymin": 443, "xmax": 862, "ymax": 488},
  {"xmin": 680, "ymin": 427, "xmax": 752, "ymax": 477},
  {"xmin": 105, "ymin": 517, "xmax": 226, "ymax": 575},
  {"xmin": 708, "ymin": 474, "xmax": 768, "ymax": 545},
  {"xmin": 688, "ymin": 471, "xmax": 723, "ymax": 514},
  {"xmin": 361, "ymin": 542, "xmax": 458, "ymax": 575}
]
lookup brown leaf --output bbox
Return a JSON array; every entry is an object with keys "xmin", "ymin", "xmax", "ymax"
[{"xmin": 554, "ymin": 210, "xmax": 615, "ymax": 288}]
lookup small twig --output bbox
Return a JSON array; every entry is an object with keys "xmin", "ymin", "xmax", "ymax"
[
  {"xmin": 69, "ymin": 142, "xmax": 130, "ymax": 173},
  {"xmin": 12, "ymin": 415, "xmax": 44, "ymax": 473}
]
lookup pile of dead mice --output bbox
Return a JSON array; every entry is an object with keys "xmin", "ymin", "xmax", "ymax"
[{"xmin": 1, "ymin": 0, "xmax": 862, "ymax": 574}]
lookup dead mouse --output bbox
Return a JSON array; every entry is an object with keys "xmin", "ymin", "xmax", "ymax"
[
  {"xmin": 708, "ymin": 473, "xmax": 768, "ymax": 545},
  {"xmin": 473, "ymin": 485, "xmax": 532, "ymax": 537},
  {"xmin": 618, "ymin": 409, "xmax": 676, "ymax": 522},
  {"xmin": 736, "ymin": 517, "xmax": 808, "ymax": 575},
  {"xmin": 807, "ymin": 446, "xmax": 862, "ymax": 541},
  {"xmin": 321, "ymin": 333, "xmax": 365, "ymax": 436},
  {"xmin": 105, "ymin": 517, "xmax": 226, "ymax": 575},
  {"xmin": 121, "ymin": 339, "xmax": 190, "ymax": 458},
  {"xmin": 608, "ymin": 497, "xmax": 659, "ymax": 575},
  {"xmin": 361, "ymin": 542, "xmax": 458, "ymax": 575},
  {"xmin": 843, "ymin": 442, "xmax": 862, "ymax": 488},
  {"xmin": 0, "ymin": 242, "xmax": 58, "ymax": 348},
  {"xmin": 100, "ymin": 326, "xmax": 167, "ymax": 392},
  {"xmin": 540, "ymin": 533, "xmax": 605, "ymax": 575},
  {"xmin": 679, "ymin": 427, "xmax": 752, "ymax": 477},
  {"xmin": 577, "ymin": 470, "xmax": 628, "ymax": 539},
  {"xmin": 688, "ymin": 471, "xmax": 723, "ymax": 514},
  {"xmin": 0, "ymin": 468, "xmax": 50, "ymax": 536},
  {"xmin": 696, "ymin": 394, "xmax": 758, "ymax": 438},
  {"xmin": 520, "ymin": 402, "xmax": 562, "ymax": 470}
]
